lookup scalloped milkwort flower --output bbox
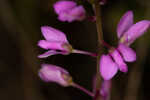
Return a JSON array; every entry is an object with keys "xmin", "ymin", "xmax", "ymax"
[
  {"xmin": 39, "ymin": 64, "xmax": 73, "ymax": 87},
  {"xmin": 53, "ymin": 1, "xmax": 86, "ymax": 22},
  {"xmin": 100, "ymin": 11, "xmax": 150, "ymax": 80},
  {"xmin": 38, "ymin": 26, "xmax": 96, "ymax": 58}
]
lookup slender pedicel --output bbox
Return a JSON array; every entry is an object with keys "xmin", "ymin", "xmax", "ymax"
[
  {"xmin": 71, "ymin": 82, "xmax": 94, "ymax": 97},
  {"xmin": 72, "ymin": 49, "xmax": 97, "ymax": 57},
  {"xmin": 102, "ymin": 40, "xmax": 112, "ymax": 49}
]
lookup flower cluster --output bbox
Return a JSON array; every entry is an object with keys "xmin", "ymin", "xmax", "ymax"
[
  {"xmin": 37, "ymin": 0, "xmax": 150, "ymax": 99},
  {"xmin": 38, "ymin": 26, "xmax": 97, "ymax": 58},
  {"xmin": 38, "ymin": 25, "xmax": 97, "ymax": 89},
  {"xmin": 38, "ymin": 1, "xmax": 97, "ymax": 97},
  {"xmin": 100, "ymin": 11, "xmax": 150, "ymax": 80}
]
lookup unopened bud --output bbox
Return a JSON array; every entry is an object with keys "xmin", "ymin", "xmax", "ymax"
[{"xmin": 39, "ymin": 64, "xmax": 73, "ymax": 87}]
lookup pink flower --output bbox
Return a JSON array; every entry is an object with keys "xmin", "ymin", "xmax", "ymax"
[
  {"xmin": 118, "ymin": 11, "xmax": 150, "ymax": 45},
  {"xmin": 99, "ymin": 0, "xmax": 107, "ymax": 5},
  {"xmin": 38, "ymin": 26, "xmax": 97, "ymax": 58},
  {"xmin": 100, "ymin": 55, "xmax": 118, "ymax": 80},
  {"xmin": 100, "ymin": 11, "xmax": 150, "ymax": 80},
  {"xmin": 100, "ymin": 80, "xmax": 111, "ymax": 100},
  {"xmin": 39, "ymin": 64, "xmax": 72, "ymax": 87},
  {"xmin": 53, "ymin": 1, "xmax": 86, "ymax": 22}
]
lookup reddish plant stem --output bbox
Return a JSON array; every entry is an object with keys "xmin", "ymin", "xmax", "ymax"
[
  {"xmin": 93, "ymin": 3, "xmax": 103, "ymax": 46},
  {"xmin": 71, "ymin": 82, "xmax": 94, "ymax": 97},
  {"xmin": 72, "ymin": 49, "xmax": 98, "ymax": 57},
  {"xmin": 102, "ymin": 40, "xmax": 112, "ymax": 49},
  {"xmin": 93, "ymin": 0, "xmax": 104, "ymax": 100}
]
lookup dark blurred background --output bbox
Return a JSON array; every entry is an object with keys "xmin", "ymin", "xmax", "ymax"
[{"xmin": 0, "ymin": 0, "xmax": 150, "ymax": 100}]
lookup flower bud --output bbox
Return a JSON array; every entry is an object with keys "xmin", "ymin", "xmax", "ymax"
[
  {"xmin": 100, "ymin": 80, "xmax": 111, "ymax": 100},
  {"xmin": 39, "ymin": 64, "xmax": 73, "ymax": 87},
  {"xmin": 53, "ymin": 1, "xmax": 86, "ymax": 22}
]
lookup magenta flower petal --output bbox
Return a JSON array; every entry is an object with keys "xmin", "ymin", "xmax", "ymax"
[
  {"xmin": 58, "ymin": 12, "xmax": 75, "ymax": 22},
  {"xmin": 38, "ymin": 40, "xmax": 65, "ymax": 50},
  {"xmin": 53, "ymin": 1, "xmax": 76, "ymax": 14},
  {"xmin": 68, "ymin": 5, "xmax": 86, "ymax": 21},
  {"xmin": 38, "ymin": 50, "xmax": 68, "ymax": 58},
  {"xmin": 117, "ymin": 11, "xmax": 133, "ymax": 38},
  {"xmin": 53, "ymin": 1, "xmax": 86, "ymax": 22},
  {"xmin": 57, "ymin": 6, "xmax": 86, "ymax": 22},
  {"xmin": 100, "ymin": 54, "xmax": 118, "ymax": 80},
  {"xmin": 39, "ymin": 64, "xmax": 72, "ymax": 87},
  {"xmin": 41, "ymin": 26, "xmax": 69, "ymax": 43},
  {"xmin": 38, "ymin": 40, "xmax": 49, "ymax": 50},
  {"xmin": 118, "ymin": 43, "xmax": 136, "ymax": 62},
  {"xmin": 124, "ymin": 20, "xmax": 150, "ymax": 45},
  {"xmin": 110, "ymin": 49, "xmax": 128, "ymax": 72}
]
